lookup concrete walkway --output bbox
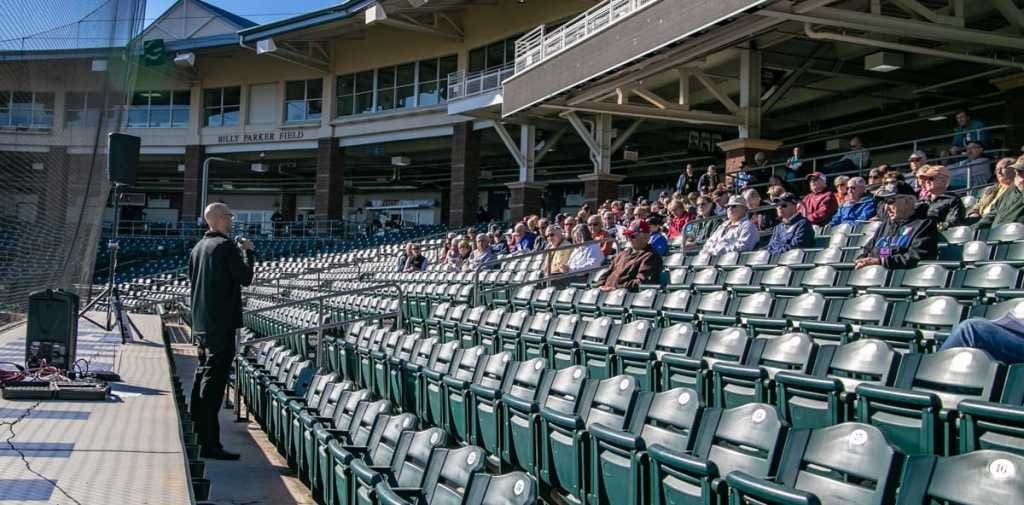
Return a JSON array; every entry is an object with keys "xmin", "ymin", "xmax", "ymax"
[{"xmin": 172, "ymin": 340, "xmax": 314, "ymax": 505}]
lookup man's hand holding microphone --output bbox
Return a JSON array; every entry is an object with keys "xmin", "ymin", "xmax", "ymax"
[{"xmin": 236, "ymin": 236, "xmax": 255, "ymax": 252}]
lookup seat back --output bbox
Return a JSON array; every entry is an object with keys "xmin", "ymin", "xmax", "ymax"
[
  {"xmin": 962, "ymin": 262, "xmax": 1020, "ymax": 290},
  {"xmin": 584, "ymin": 375, "xmax": 641, "ymax": 432},
  {"xmin": 640, "ymin": 387, "xmax": 703, "ymax": 455},
  {"xmin": 331, "ymin": 389, "xmax": 370, "ymax": 431},
  {"xmin": 390, "ymin": 427, "xmax": 448, "ymax": 487},
  {"xmin": 410, "ymin": 337, "xmax": 438, "ymax": 369},
  {"xmin": 757, "ymin": 333, "xmax": 816, "ymax": 378},
  {"xmin": 421, "ymin": 445, "xmax": 488, "ymax": 504},
  {"xmin": 653, "ymin": 322, "xmax": 697, "ymax": 359},
  {"xmin": 506, "ymin": 358, "xmax": 548, "ymax": 404},
  {"xmin": 823, "ymin": 339, "xmax": 900, "ymax": 392},
  {"xmin": 464, "ymin": 472, "xmax": 536, "ymax": 505},
  {"xmin": 909, "ymin": 347, "xmax": 1004, "ymax": 409},
  {"xmin": 904, "ymin": 450, "xmax": 1024, "ymax": 504},
  {"xmin": 550, "ymin": 314, "xmax": 583, "ymax": 341},
  {"xmin": 349, "ymin": 399, "xmax": 391, "ymax": 446},
  {"xmin": 473, "ymin": 351, "xmax": 513, "ymax": 391},
  {"xmin": 367, "ymin": 413, "xmax": 418, "ymax": 466},
  {"xmin": 700, "ymin": 327, "xmax": 751, "ymax": 369},
  {"xmin": 839, "ymin": 293, "xmax": 890, "ymax": 325},
  {"xmin": 783, "ymin": 292, "xmax": 828, "ymax": 321},
  {"xmin": 543, "ymin": 366, "xmax": 590, "ymax": 415},
  {"xmin": 899, "ymin": 264, "xmax": 952, "ymax": 290},
  {"xmin": 449, "ymin": 346, "xmax": 486, "ymax": 383},
  {"xmin": 699, "ymin": 403, "xmax": 786, "ymax": 479},
  {"xmin": 988, "ymin": 222, "xmax": 1024, "ymax": 243},
  {"xmin": 847, "ymin": 264, "xmax": 889, "ymax": 292},
  {"xmin": 781, "ymin": 423, "xmax": 900, "ymax": 504}
]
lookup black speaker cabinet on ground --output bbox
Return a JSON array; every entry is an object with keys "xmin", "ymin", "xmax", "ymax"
[
  {"xmin": 26, "ymin": 289, "xmax": 79, "ymax": 371},
  {"xmin": 108, "ymin": 132, "xmax": 140, "ymax": 186}
]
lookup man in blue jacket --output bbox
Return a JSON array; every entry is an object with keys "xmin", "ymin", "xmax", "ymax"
[
  {"xmin": 830, "ymin": 177, "xmax": 876, "ymax": 226},
  {"xmin": 766, "ymin": 193, "xmax": 815, "ymax": 254}
]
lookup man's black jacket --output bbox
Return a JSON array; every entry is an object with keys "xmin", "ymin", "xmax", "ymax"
[
  {"xmin": 924, "ymin": 193, "xmax": 965, "ymax": 231},
  {"xmin": 857, "ymin": 207, "xmax": 937, "ymax": 269},
  {"xmin": 189, "ymin": 231, "xmax": 255, "ymax": 346}
]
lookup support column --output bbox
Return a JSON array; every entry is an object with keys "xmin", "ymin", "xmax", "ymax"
[
  {"xmin": 717, "ymin": 138, "xmax": 782, "ymax": 179},
  {"xmin": 182, "ymin": 145, "xmax": 203, "ymax": 223},
  {"xmin": 280, "ymin": 193, "xmax": 296, "ymax": 221},
  {"xmin": 449, "ymin": 121, "xmax": 480, "ymax": 227},
  {"xmin": 315, "ymin": 138, "xmax": 345, "ymax": 224},
  {"xmin": 41, "ymin": 147, "xmax": 69, "ymax": 226},
  {"xmin": 578, "ymin": 173, "xmax": 625, "ymax": 210},
  {"xmin": 507, "ymin": 182, "xmax": 544, "ymax": 222},
  {"xmin": 738, "ymin": 47, "xmax": 763, "ymax": 139}
]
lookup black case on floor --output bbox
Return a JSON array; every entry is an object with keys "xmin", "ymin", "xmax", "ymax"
[{"xmin": 26, "ymin": 288, "xmax": 79, "ymax": 371}]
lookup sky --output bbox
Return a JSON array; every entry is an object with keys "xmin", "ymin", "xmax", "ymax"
[{"xmin": 144, "ymin": 0, "xmax": 342, "ymax": 27}]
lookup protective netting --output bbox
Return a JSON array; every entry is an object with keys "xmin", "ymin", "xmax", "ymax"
[{"xmin": 0, "ymin": 0, "xmax": 145, "ymax": 321}]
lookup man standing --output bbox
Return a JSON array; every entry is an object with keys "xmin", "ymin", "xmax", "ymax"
[
  {"xmin": 800, "ymin": 172, "xmax": 838, "ymax": 227},
  {"xmin": 767, "ymin": 193, "xmax": 814, "ymax": 254},
  {"xmin": 854, "ymin": 182, "xmax": 937, "ymax": 270},
  {"xmin": 950, "ymin": 109, "xmax": 989, "ymax": 155},
  {"xmin": 189, "ymin": 203, "xmax": 255, "ymax": 460}
]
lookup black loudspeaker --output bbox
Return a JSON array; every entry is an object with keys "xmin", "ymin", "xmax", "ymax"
[
  {"xmin": 26, "ymin": 289, "xmax": 79, "ymax": 371},
  {"xmin": 107, "ymin": 132, "xmax": 140, "ymax": 186}
]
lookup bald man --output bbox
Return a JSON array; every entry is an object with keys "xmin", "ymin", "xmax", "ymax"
[{"xmin": 189, "ymin": 203, "xmax": 255, "ymax": 460}]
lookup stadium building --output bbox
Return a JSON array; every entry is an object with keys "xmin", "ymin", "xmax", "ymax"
[{"xmin": 0, "ymin": 0, "xmax": 1023, "ymax": 504}]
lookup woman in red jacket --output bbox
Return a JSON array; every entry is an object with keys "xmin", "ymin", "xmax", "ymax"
[
  {"xmin": 666, "ymin": 199, "xmax": 694, "ymax": 240},
  {"xmin": 799, "ymin": 172, "xmax": 839, "ymax": 227}
]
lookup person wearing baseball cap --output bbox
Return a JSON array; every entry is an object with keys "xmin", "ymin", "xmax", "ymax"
[
  {"xmin": 700, "ymin": 195, "xmax": 759, "ymax": 257},
  {"xmin": 830, "ymin": 177, "xmax": 876, "ymax": 226},
  {"xmin": 766, "ymin": 192, "xmax": 814, "ymax": 254},
  {"xmin": 854, "ymin": 181, "xmax": 937, "ymax": 270},
  {"xmin": 919, "ymin": 165, "xmax": 965, "ymax": 231},
  {"xmin": 646, "ymin": 214, "xmax": 669, "ymax": 256},
  {"xmin": 973, "ymin": 160, "xmax": 1024, "ymax": 230},
  {"xmin": 800, "ymin": 171, "xmax": 838, "ymax": 227},
  {"xmin": 595, "ymin": 219, "xmax": 663, "ymax": 292}
]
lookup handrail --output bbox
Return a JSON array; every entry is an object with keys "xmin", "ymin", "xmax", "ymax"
[
  {"xmin": 242, "ymin": 282, "xmax": 401, "ymax": 316},
  {"xmin": 514, "ymin": 0, "xmax": 662, "ymax": 74},
  {"xmin": 447, "ymin": 63, "xmax": 516, "ymax": 100},
  {"xmin": 472, "ymin": 239, "xmax": 603, "ymax": 305}
]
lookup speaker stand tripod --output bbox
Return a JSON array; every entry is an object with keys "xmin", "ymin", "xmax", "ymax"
[{"xmin": 80, "ymin": 182, "xmax": 143, "ymax": 344}]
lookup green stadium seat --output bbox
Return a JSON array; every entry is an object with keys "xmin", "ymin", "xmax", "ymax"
[
  {"xmin": 598, "ymin": 287, "xmax": 631, "ymax": 322},
  {"xmin": 375, "ymin": 445, "xmax": 487, "ymax": 505},
  {"xmin": 775, "ymin": 339, "xmax": 900, "ymax": 430},
  {"xmin": 661, "ymin": 290, "xmax": 697, "ymax": 325},
  {"xmin": 534, "ymin": 366, "xmax": 595, "ymax": 503},
  {"xmin": 464, "ymin": 472, "xmax": 537, "ymax": 505},
  {"xmin": 457, "ymin": 305, "xmax": 486, "ymax": 348},
  {"xmin": 695, "ymin": 290, "xmax": 733, "ymax": 331},
  {"xmin": 315, "ymin": 399, "xmax": 391, "ymax": 503},
  {"xmin": 726, "ymin": 423, "xmax": 901, "ymax": 505},
  {"xmin": 689, "ymin": 267, "xmax": 723, "ymax": 293},
  {"xmin": 349, "ymin": 427, "xmax": 447, "ymax": 505},
  {"xmin": 856, "ymin": 347, "xmax": 1005, "ymax": 454},
  {"xmin": 648, "ymin": 402, "xmax": 787, "ymax": 505},
  {"xmin": 578, "ymin": 316, "xmax": 621, "ymax": 380},
  {"xmin": 518, "ymin": 312, "xmax": 554, "ymax": 360},
  {"xmin": 439, "ymin": 303, "xmax": 467, "ymax": 342},
  {"xmin": 371, "ymin": 331, "xmax": 406, "ymax": 402},
  {"xmin": 665, "ymin": 252, "xmax": 687, "ymax": 270},
  {"xmin": 399, "ymin": 338, "xmax": 437, "ymax": 418},
  {"xmin": 476, "ymin": 307, "xmax": 506, "ymax": 353},
  {"xmin": 712, "ymin": 333, "xmax": 817, "ymax": 408},
  {"xmin": 529, "ymin": 285, "xmax": 557, "ymax": 314},
  {"xmin": 801, "ymin": 293, "xmax": 890, "ymax": 344},
  {"xmin": 722, "ymin": 265, "xmax": 758, "ymax": 294},
  {"xmin": 425, "ymin": 302, "xmax": 450, "ymax": 338},
  {"xmin": 957, "ymin": 364, "xmax": 1024, "ymax": 457},
  {"xmin": 626, "ymin": 288, "xmax": 663, "ymax": 322},
  {"xmin": 589, "ymin": 387, "xmax": 703, "ymax": 505},
  {"xmin": 665, "ymin": 269, "xmax": 689, "ymax": 292},
  {"xmin": 868, "ymin": 264, "xmax": 953, "ymax": 301},
  {"xmin": 496, "ymin": 310, "xmax": 529, "ymax": 357},
  {"xmin": 439, "ymin": 345, "xmax": 486, "ymax": 443},
  {"xmin": 576, "ymin": 287, "xmax": 604, "ymax": 319},
  {"xmin": 385, "ymin": 335, "xmax": 420, "ymax": 413},
  {"xmin": 985, "ymin": 222, "xmax": 1024, "ymax": 244},
  {"xmin": 668, "ymin": 326, "xmax": 752, "ymax": 400},
  {"xmin": 895, "ymin": 450, "xmax": 1024, "ymax": 504},
  {"xmin": 938, "ymin": 262, "xmax": 1022, "ymax": 302},
  {"xmin": 940, "ymin": 225, "xmax": 975, "ymax": 244},
  {"xmin": 325, "ymin": 413, "xmax": 416, "ymax": 505},
  {"xmin": 553, "ymin": 287, "xmax": 581, "ymax": 315},
  {"xmin": 761, "ymin": 266, "xmax": 802, "ymax": 297},
  {"xmin": 357, "ymin": 328, "xmax": 388, "ymax": 393},
  {"xmin": 605, "ymin": 319, "xmax": 655, "ymax": 387},
  {"xmin": 463, "ymin": 351, "xmax": 514, "ymax": 464},
  {"xmin": 307, "ymin": 389, "xmax": 371, "ymax": 492},
  {"xmin": 419, "ymin": 340, "xmax": 459, "ymax": 428},
  {"xmin": 546, "ymin": 314, "xmax": 585, "ymax": 369},
  {"xmin": 501, "ymin": 357, "xmax": 552, "ymax": 475},
  {"xmin": 861, "ymin": 296, "xmax": 968, "ymax": 351}
]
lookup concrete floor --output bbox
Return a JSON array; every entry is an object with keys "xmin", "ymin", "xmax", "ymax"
[{"xmin": 172, "ymin": 342, "xmax": 314, "ymax": 505}]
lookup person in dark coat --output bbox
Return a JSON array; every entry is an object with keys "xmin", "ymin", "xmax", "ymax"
[
  {"xmin": 919, "ymin": 165, "xmax": 965, "ymax": 231},
  {"xmin": 766, "ymin": 192, "xmax": 815, "ymax": 254},
  {"xmin": 189, "ymin": 203, "xmax": 255, "ymax": 460},
  {"xmin": 854, "ymin": 182, "xmax": 937, "ymax": 270},
  {"xmin": 596, "ymin": 220, "xmax": 663, "ymax": 291}
]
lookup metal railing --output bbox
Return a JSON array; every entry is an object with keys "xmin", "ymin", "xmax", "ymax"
[
  {"xmin": 99, "ymin": 218, "xmax": 386, "ymax": 239},
  {"xmin": 514, "ymin": 0, "xmax": 662, "ymax": 74},
  {"xmin": 471, "ymin": 239, "xmax": 606, "ymax": 305},
  {"xmin": 447, "ymin": 63, "xmax": 516, "ymax": 101}
]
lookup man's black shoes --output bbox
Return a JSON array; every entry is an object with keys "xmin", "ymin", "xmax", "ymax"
[{"xmin": 200, "ymin": 448, "xmax": 240, "ymax": 460}]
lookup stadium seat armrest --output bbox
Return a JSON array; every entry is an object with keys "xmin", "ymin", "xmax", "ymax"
[
  {"xmin": 503, "ymin": 394, "xmax": 538, "ymax": 413},
  {"xmin": 725, "ymin": 471, "xmax": 822, "ymax": 505},
  {"xmin": 349, "ymin": 460, "xmax": 386, "ymax": 485},
  {"xmin": 441, "ymin": 376, "xmax": 469, "ymax": 389},
  {"xmin": 855, "ymin": 384, "xmax": 940, "ymax": 409},
  {"xmin": 958, "ymin": 399, "xmax": 1024, "ymax": 422},
  {"xmin": 712, "ymin": 362, "xmax": 765, "ymax": 380},
  {"xmin": 589, "ymin": 423, "xmax": 642, "ymax": 450},
  {"xmin": 468, "ymin": 384, "xmax": 499, "ymax": 400},
  {"xmin": 647, "ymin": 444, "xmax": 716, "ymax": 477},
  {"xmin": 539, "ymin": 407, "xmax": 585, "ymax": 429},
  {"xmin": 375, "ymin": 484, "xmax": 420, "ymax": 505},
  {"xmin": 774, "ymin": 372, "xmax": 842, "ymax": 392}
]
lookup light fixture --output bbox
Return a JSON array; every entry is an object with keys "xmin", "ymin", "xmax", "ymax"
[
  {"xmin": 864, "ymin": 51, "xmax": 904, "ymax": 72},
  {"xmin": 222, "ymin": 182, "xmax": 234, "ymax": 190},
  {"xmin": 31, "ymin": 162, "xmax": 44, "ymax": 171},
  {"xmin": 173, "ymin": 52, "xmax": 196, "ymax": 67},
  {"xmin": 176, "ymin": 163, "xmax": 186, "ymax": 172},
  {"xmin": 250, "ymin": 163, "xmax": 269, "ymax": 173},
  {"xmin": 391, "ymin": 156, "xmax": 411, "ymax": 166},
  {"xmin": 928, "ymin": 115, "xmax": 947, "ymax": 122},
  {"xmin": 256, "ymin": 39, "xmax": 277, "ymax": 54}
]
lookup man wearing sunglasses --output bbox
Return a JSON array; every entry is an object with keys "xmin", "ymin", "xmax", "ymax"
[
  {"xmin": 854, "ymin": 182, "xmax": 937, "ymax": 270},
  {"xmin": 919, "ymin": 165, "xmax": 965, "ymax": 231},
  {"xmin": 766, "ymin": 193, "xmax": 814, "ymax": 254},
  {"xmin": 189, "ymin": 202, "xmax": 256, "ymax": 460}
]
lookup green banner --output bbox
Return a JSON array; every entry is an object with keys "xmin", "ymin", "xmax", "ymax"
[{"xmin": 142, "ymin": 39, "xmax": 168, "ymax": 66}]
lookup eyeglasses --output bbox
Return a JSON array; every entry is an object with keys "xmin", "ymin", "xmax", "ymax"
[{"xmin": 587, "ymin": 222, "xmax": 601, "ymax": 227}]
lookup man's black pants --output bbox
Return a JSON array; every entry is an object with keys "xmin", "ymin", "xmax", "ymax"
[{"xmin": 190, "ymin": 334, "xmax": 235, "ymax": 452}]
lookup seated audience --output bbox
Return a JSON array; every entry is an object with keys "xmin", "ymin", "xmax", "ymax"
[
  {"xmin": 596, "ymin": 220, "xmax": 663, "ymax": 292},
  {"xmin": 968, "ymin": 157, "xmax": 1016, "ymax": 220},
  {"xmin": 766, "ymin": 192, "xmax": 814, "ymax": 254},
  {"xmin": 566, "ymin": 223, "xmax": 604, "ymax": 273},
  {"xmin": 403, "ymin": 244, "xmax": 428, "ymax": 272},
  {"xmin": 974, "ymin": 161, "xmax": 1024, "ymax": 229},
  {"xmin": 854, "ymin": 181, "xmax": 937, "ymax": 270},
  {"xmin": 830, "ymin": 177, "xmax": 876, "ymax": 226},
  {"xmin": 919, "ymin": 165, "xmax": 964, "ymax": 231},
  {"xmin": 939, "ymin": 305, "xmax": 1024, "ymax": 365},
  {"xmin": 590, "ymin": 215, "xmax": 615, "ymax": 257},
  {"xmin": 700, "ymin": 195, "xmax": 759, "ymax": 257},
  {"xmin": 465, "ymin": 234, "xmax": 497, "ymax": 271},
  {"xmin": 666, "ymin": 199, "xmax": 693, "ymax": 240},
  {"xmin": 800, "ymin": 172, "xmax": 838, "ymax": 227},
  {"xmin": 685, "ymin": 196, "xmax": 720, "ymax": 246},
  {"xmin": 514, "ymin": 223, "xmax": 536, "ymax": 252},
  {"xmin": 490, "ymin": 231, "xmax": 509, "ymax": 255},
  {"xmin": 541, "ymin": 226, "xmax": 571, "ymax": 274},
  {"xmin": 698, "ymin": 165, "xmax": 719, "ymax": 194},
  {"xmin": 826, "ymin": 136, "xmax": 869, "ymax": 174},
  {"xmin": 949, "ymin": 141, "xmax": 992, "ymax": 191},
  {"xmin": 396, "ymin": 242, "xmax": 412, "ymax": 272},
  {"xmin": 744, "ymin": 188, "xmax": 776, "ymax": 232},
  {"xmin": 647, "ymin": 215, "xmax": 669, "ymax": 256},
  {"xmin": 833, "ymin": 175, "xmax": 850, "ymax": 207},
  {"xmin": 447, "ymin": 240, "xmax": 471, "ymax": 272}
]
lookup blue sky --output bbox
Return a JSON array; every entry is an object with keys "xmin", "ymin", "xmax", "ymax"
[{"xmin": 144, "ymin": 0, "xmax": 341, "ymax": 27}]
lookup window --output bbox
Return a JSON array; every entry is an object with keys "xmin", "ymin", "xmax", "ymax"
[
  {"xmin": 0, "ymin": 91, "xmax": 54, "ymax": 129},
  {"xmin": 284, "ymin": 79, "xmax": 322, "ymax": 122},
  {"xmin": 65, "ymin": 91, "xmax": 106, "ymax": 127},
  {"xmin": 203, "ymin": 86, "xmax": 241, "ymax": 127},
  {"xmin": 335, "ymin": 54, "xmax": 456, "ymax": 117},
  {"xmin": 125, "ymin": 90, "xmax": 190, "ymax": 128},
  {"xmin": 468, "ymin": 35, "xmax": 521, "ymax": 73}
]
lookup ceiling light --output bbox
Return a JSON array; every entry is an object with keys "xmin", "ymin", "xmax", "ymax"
[
  {"xmin": 222, "ymin": 182, "xmax": 234, "ymax": 190},
  {"xmin": 391, "ymin": 156, "xmax": 411, "ymax": 166},
  {"xmin": 865, "ymin": 51, "xmax": 903, "ymax": 72},
  {"xmin": 928, "ymin": 115, "xmax": 947, "ymax": 122},
  {"xmin": 250, "ymin": 163, "xmax": 269, "ymax": 173},
  {"xmin": 177, "ymin": 163, "xmax": 186, "ymax": 172}
]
